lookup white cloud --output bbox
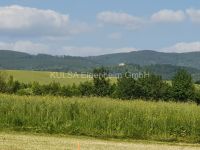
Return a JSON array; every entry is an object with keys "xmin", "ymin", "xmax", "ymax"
[
  {"xmin": 186, "ymin": 8, "xmax": 200, "ymax": 23},
  {"xmin": 97, "ymin": 11, "xmax": 145, "ymax": 29},
  {"xmin": 56, "ymin": 46, "xmax": 137, "ymax": 56},
  {"xmin": 151, "ymin": 9, "xmax": 185, "ymax": 23},
  {"xmin": 115, "ymin": 47, "xmax": 138, "ymax": 53},
  {"xmin": 0, "ymin": 41, "xmax": 50, "ymax": 54},
  {"xmin": 0, "ymin": 40, "xmax": 138, "ymax": 56},
  {"xmin": 0, "ymin": 5, "xmax": 90, "ymax": 37},
  {"xmin": 161, "ymin": 42, "xmax": 200, "ymax": 53}
]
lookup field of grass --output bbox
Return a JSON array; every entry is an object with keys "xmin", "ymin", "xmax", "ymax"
[
  {"xmin": 3, "ymin": 70, "xmax": 90, "ymax": 85},
  {"xmin": 2, "ymin": 70, "xmax": 199, "ymax": 88},
  {"xmin": 3, "ymin": 70, "xmax": 117, "ymax": 85},
  {"xmin": 0, "ymin": 94, "xmax": 200, "ymax": 143},
  {"xmin": 1, "ymin": 132, "xmax": 200, "ymax": 150},
  {"xmin": 196, "ymin": 84, "xmax": 200, "ymax": 90}
]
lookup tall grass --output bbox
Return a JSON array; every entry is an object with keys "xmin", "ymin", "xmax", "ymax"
[{"xmin": 0, "ymin": 94, "xmax": 200, "ymax": 143}]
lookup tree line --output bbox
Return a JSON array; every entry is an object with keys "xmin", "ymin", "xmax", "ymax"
[{"xmin": 0, "ymin": 68, "xmax": 200, "ymax": 104}]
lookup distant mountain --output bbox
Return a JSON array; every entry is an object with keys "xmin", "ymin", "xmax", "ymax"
[
  {"xmin": 88, "ymin": 50, "xmax": 200, "ymax": 69},
  {"xmin": 0, "ymin": 50, "xmax": 99, "ymax": 72},
  {"xmin": 106, "ymin": 64, "xmax": 200, "ymax": 80},
  {"xmin": 0, "ymin": 50, "xmax": 200, "ymax": 80}
]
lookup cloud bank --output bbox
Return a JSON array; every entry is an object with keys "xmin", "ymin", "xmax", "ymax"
[
  {"xmin": 0, "ymin": 5, "xmax": 200, "ymax": 56},
  {"xmin": 97, "ymin": 11, "xmax": 145, "ymax": 29},
  {"xmin": 162, "ymin": 42, "xmax": 200, "ymax": 53},
  {"xmin": 151, "ymin": 9, "xmax": 186, "ymax": 23},
  {"xmin": 0, "ymin": 5, "xmax": 90, "ymax": 37},
  {"xmin": 186, "ymin": 8, "xmax": 200, "ymax": 23}
]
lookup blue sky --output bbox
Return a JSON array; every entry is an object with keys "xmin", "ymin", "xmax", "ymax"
[{"xmin": 0, "ymin": 0, "xmax": 200, "ymax": 56}]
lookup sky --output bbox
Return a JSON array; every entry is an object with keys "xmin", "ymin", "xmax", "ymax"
[{"xmin": 0, "ymin": 0, "xmax": 200, "ymax": 56}]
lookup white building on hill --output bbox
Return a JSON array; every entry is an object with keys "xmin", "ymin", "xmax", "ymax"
[{"xmin": 119, "ymin": 63, "xmax": 125, "ymax": 67}]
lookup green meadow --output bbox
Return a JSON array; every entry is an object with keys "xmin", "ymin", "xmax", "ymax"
[
  {"xmin": 1, "ymin": 69, "xmax": 200, "ymax": 146},
  {"xmin": 1, "ymin": 94, "xmax": 200, "ymax": 143},
  {"xmin": 3, "ymin": 70, "xmax": 92, "ymax": 85},
  {"xmin": 3, "ymin": 70, "xmax": 117, "ymax": 85},
  {"xmin": 3, "ymin": 70, "xmax": 199, "ymax": 89}
]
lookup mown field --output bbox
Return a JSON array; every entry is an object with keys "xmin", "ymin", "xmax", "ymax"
[
  {"xmin": 3, "ymin": 70, "xmax": 117, "ymax": 85},
  {"xmin": 3, "ymin": 70, "xmax": 200, "ymax": 88},
  {"xmin": 0, "ymin": 94, "xmax": 200, "ymax": 143},
  {"xmin": 1, "ymin": 132, "xmax": 200, "ymax": 150},
  {"xmin": 3, "ymin": 70, "xmax": 90, "ymax": 85}
]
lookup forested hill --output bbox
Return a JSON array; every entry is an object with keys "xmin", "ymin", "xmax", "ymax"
[
  {"xmin": 88, "ymin": 50, "xmax": 200, "ymax": 69},
  {"xmin": 0, "ymin": 50, "xmax": 98, "ymax": 72},
  {"xmin": 1, "ymin": 50, "xmax": 200, "ymax": 80},
  {"xmin": 106, "ymin": 64, "xmax": 200, "ymax": 80}
]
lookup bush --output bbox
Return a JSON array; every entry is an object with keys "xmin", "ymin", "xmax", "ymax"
[
  {"xmin": 79, "ymin": 81, "xmax": 94, "ymax": 96},
  {"xmin": 138, "ymin": 74, "xmax": 171, "ymax": 100},
  {"xmin": 171, "ymin": 69, "xmax": 195, "ymax": 102},
  {"xmin": 0, "ymin": 71, "xmax": 7, "ymax": 93},
  {"xmin": 71, "ymin": 84, "xmax": 81, "ymax": 96},
  {"xmin": 6, "ymin": 76, "xmax": 21, "ymax": 93},
  {"xmin": 93, "ymin": 67, "xmax": 112, "ymax": 96},
  {"xmin": 60, "ymin": 85, "xmax": 73, "ymax": 97},
  {"xmin": 116, "ymin": 73, "xmax": 172, "ymax": 100},
  {"xmin": 17, "ymin": 88, "xmax": 33, "ymax": 96},
  {"xmin": 60, "ymin": 84, "xmax": 81, "ymax": 97},
  {"xmin": 43, "ymin": 82, "xmax": 61, "ymax": 96},
  {"xmin": 32, "ymin": 82, "xmax": 43, "ymax": 95},
  {"xmin": 0, "ymin": 68, "xmax": 197, "ymax": 102},
  {"xmin": 116, "ymin": 72, "xmax": 140, "ymax": 99}
]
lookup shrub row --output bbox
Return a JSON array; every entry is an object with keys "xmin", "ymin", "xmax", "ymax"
[{"xmin": 0, "ymin": 68, "xmax": 200, "ymax": 103}]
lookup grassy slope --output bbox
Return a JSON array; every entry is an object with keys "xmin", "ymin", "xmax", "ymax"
[{"xmin": 0, "ymin": 132, "xmax": 200, "ymax": 150}]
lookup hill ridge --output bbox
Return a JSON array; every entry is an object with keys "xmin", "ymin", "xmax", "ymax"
[{"xmin": 0, "ymin": 50, "xmax": 200, "ymax": 72}]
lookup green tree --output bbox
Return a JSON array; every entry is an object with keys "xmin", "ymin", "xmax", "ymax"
[
  {"xmin": 71, "ymin": 83, "xmax": 81, "ymax": 96},
  {"xmin": 43, "ymin": 82, "xmax": 61, "ymax": 96},
  {"xmin": 32, "ymin": 82, "xmax": 43, "ymax": 95},
  {"xmin": 17, "ymin": 88, "xmax": 33, "ymax": 96},
  {"xmin": 79, "ymin": 81, "xmax": 94, "ymax": 96},
  {"xmin": 0, "ymin": 71, "xmax": 7, "ymax": 93},
  {"xmin": 60, "ymin": 85, "xmax": 73, "ymax": 97},
  {"xmin": 6, "ymin": 75, "xmax": 21, "ymax": 93},
  {"xmin": 93, "ymin": 67, "xmax": 111, "ymax": 97},
  {"xmin": 116, "ymin": 72, "xmax": 140, "ymax": 99},
  {"xmin": 138, "ymin": 74, "xmax": 171, "ymax": 100},
  {"xmin": 172, "ymin": 69, "xmax": 195, "ymax": 102}
]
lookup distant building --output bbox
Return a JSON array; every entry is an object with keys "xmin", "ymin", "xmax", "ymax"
[{"xmin": 119, "ymin": 63, "xmax": 125, "ymax": 67}]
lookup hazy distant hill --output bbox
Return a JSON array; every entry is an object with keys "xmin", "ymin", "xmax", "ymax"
[
  {"xmin": 0, "ymin": 50, "xmax": 200, "ymax": 80},
  {"xmin": 106, "ymin": 64, "xmax": 200, "ymax": 80},
  {"xmin": 0, "ymin": 50, "xmax": 98, "ymax": 72},
  {"xmin": 88, "ymin": 50, "xmax": 200, "ymax": 69}
]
